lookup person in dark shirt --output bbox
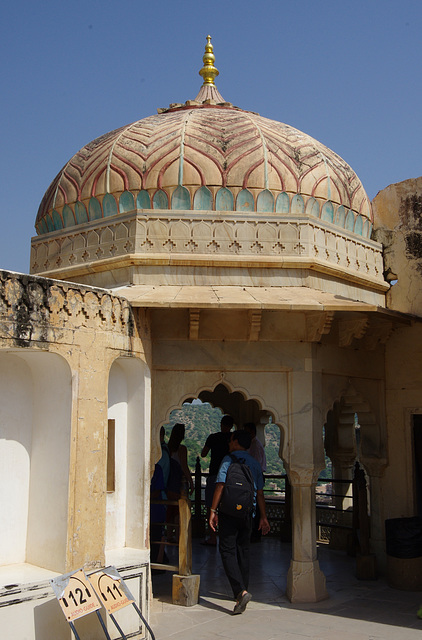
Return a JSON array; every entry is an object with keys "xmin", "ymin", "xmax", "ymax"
[
  {"xmin": 209, "ymin": 430, "xmax": 270, "ymax": 614},
  {"xmin": 201, "ymin": 414, "xmax": 234, "ymax": 545}
]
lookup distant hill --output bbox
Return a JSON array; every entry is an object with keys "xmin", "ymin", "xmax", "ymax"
[
  {"xmin": 163, "ymin": 402, "xmax": 285, "ymax": 474},
  {"xmin": 163, "ymin": 402, "xmax": 332, "ymax": 484}
]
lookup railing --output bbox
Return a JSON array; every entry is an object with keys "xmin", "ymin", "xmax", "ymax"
[
  {"xmin": 150, "ymin": 495, "xmax": 192, "ymax": 575},
  {"xmin": 191, "ymin": 457, "xmax": 358, "ymax": 546},
  {"xmin": 150, "ymin": 461, "xmax": 369, "ymax": 580}
]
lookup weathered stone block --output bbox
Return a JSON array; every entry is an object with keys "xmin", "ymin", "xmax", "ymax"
[{"xmin": 172, "ymin": 574, "xmax": 200, "ymax": 606}]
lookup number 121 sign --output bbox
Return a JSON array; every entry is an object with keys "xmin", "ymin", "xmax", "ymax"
[{"xmin": 50, "ymin": 569, "xmax": 102, "ymax": 622}]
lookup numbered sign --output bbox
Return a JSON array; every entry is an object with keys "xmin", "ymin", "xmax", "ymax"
[
  {"xmin": 50, "ymin": 569, "xmax": 102, "ymax": 622},
  {"xmin": 88, "ymin": 566, "xmax": 134, "ymax": 614}
]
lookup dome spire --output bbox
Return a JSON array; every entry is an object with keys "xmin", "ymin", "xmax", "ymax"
[
  {"xmin": 195, "ymin": 35, "xmax": 225, "ymax": 103},
  {"xmin": 199, "ymin": 35, "xmax": 219, "ymax": 86}
]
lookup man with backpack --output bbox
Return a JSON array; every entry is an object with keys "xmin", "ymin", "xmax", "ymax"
[
  {"xmin": 201, "ymin": 414, "xmax": 234, "ymax": 545},
  {"xmin": 209, "ymin": 430, "xmax": 270, "ymax": 614}
]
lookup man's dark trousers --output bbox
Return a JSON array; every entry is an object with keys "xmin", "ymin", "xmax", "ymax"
[{"xmin": 218, "ymin": 512, "xmax": 253, "ymax": 598}]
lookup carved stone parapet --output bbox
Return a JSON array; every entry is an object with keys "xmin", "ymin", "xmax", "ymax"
[
  {"xmin": 30, "ymin": 212, "xmax": 387, "ymax": 293},
  {"xmin": 0, "ymin": 270, "xmax": 135, "ymax": 346}
]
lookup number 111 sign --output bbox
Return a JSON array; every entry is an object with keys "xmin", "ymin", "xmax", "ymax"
[{"xmin": 88, "ymin": 566, "xmax": 134, "ymax": 614}]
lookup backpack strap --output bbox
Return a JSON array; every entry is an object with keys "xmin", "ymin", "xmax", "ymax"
[{"xmin": 229, "ymin": 453, "xmax": 246, "ymax": 464}]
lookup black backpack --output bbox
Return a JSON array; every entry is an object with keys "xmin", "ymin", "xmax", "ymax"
[{"xmin": 219, "ymin": 454, "xmax": 254, "ymax": 519}]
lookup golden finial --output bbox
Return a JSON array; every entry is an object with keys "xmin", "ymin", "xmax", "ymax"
[{"xmin": 199, "ymin": 35, "xmax": 219, "ymax": 86}]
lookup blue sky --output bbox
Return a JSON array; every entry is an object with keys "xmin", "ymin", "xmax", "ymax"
[{"xmin": 1, "ymin": 0, "xmax": 421, "ymax": 273}]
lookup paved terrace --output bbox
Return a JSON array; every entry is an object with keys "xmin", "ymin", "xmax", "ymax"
[{"xmin": 151, "ymin": 538, "xmax": 422, "ymax": 640}]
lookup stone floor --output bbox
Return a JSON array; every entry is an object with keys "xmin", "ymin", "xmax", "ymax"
[{"xmin": 150, "ymin": 537, "xmax": 422, "ymax": 639}]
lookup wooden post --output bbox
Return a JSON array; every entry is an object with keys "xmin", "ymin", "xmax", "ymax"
[
  {"xmin": 178, "ymin": 496, "xmax": 192, "ymax": 576},
  {"xmin": 173, "ymin": 496, "xmax": 200, "ymax": 606}
]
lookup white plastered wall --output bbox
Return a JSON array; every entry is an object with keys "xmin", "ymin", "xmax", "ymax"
[
  {"xmin": 0, "ymin": 351, "xmax": 71, "ymax": 572},
  {"xmin": 106, "ymin": 357, "xmax": 151, "ymax": 552}
]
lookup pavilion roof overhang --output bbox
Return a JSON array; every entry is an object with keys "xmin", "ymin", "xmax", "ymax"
[{"xmin": 113, "ymin": 284, "xmax": 409, "ymax": 319}]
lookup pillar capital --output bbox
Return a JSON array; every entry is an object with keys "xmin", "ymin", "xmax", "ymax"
[{"xmin": 286, "ymin": 464, "xmax": 323, "ymax": 486}]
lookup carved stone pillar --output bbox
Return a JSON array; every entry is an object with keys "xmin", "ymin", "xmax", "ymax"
[{"xmin": 286, "ymin": 467, "xmax": 328, "ymax": 602}]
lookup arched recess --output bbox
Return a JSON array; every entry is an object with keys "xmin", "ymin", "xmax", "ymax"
[
  {"xmin": 106, "ymin": 357, "xmax": 151, "ymax": 554},
  {"xmin": 323, "ymin": 384, "xmax": 387, "ymax": 550},
  {"xmin": 0, "ymin": 351, "xmax": 72, "ymax": 573},
  {"xmin": 324, "ymin": 385, "xmax": 385, "ymax": 469}
]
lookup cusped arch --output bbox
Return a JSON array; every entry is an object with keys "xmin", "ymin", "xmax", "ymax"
[
  {"xmin": 75, "ymin": 201, "xmax": 88, "ymax": 224},
  {"xmin": 236, "ymin": 188, "xmax": 255, "ymax": 212},
  {"xmin": 354, "ymin": 215, "xmax": 363, "ymax": 236},
  {"xmin": 345, "ymin": 210, "xmax": 355, "ymax": 232},
  {"xmin": 52, "ymin": 209, "xmax": 64, "ymax": 230},
  {"xmin": 291, "ymin": 194, "xmax": 305, "ymax": 214},
  {"xmin": 89, "ymin": 197, "xmax": 102, "ymax": 221},
  {"xmin": 215, "ymin": 187, "xmax": 234, "ymax": 211},
  {"xmin": 171, "ymin": 185, "xmax": 191, "ymax": 210},
  {"xmin": 161, "ymin": 380, "xmax": 285, "ymax": 444},
  {"xmin": 256, "ymin": 189, "xmax": 274, "ymax": 213},
  {"xmin": 153, "ymin": 189, "xmax": 169, "ymax": 210},
  {"xmin": 103, "ymin": 193, "xmax": 118, "ymax": 218},
  {"xmin": 363, "ymin": 219, "xmax": 371, "ymax": 239},
  {"xmin": 119, "ymin": 190, "xmax": 135, "ymax": 213},
  {"xmin": 193, "ymin": 186, "xmax": 213, "ymax": 211},
  {"xmin": 137, "ymin": 190, "xmax": 151, "ymax": 209},
  {"xmin": 321, "ymin": 201, "xmax": 334, "ymax": 223},
  {"xmin": 276, "ymin": 192, "xmax": 290, "ymax": 213},
  {"xmin": 305, "ymin": 197, "xmax": 320, "ymax": 218},
  {"xmin": 335, "ymin": 205, "xmax": 346, "ymax": 227}
]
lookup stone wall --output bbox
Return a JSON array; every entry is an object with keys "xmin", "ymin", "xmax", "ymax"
[{"xmin": 373, "ymin": 177, "xmax": 422, "ymax": 317}]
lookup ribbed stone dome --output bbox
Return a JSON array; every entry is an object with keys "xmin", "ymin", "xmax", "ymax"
[
  {"xmin": 36, "ymin": 103, "xmax": 372, "ymax": 239},
  {"xmin": 36, "ymin": 36, "xmax": 372, "ymax": 240}
]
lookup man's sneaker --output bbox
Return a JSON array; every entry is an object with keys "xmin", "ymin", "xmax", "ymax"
[{"xmin": 233, "ymin": 591, "xmax": 252, "ymax": 614}]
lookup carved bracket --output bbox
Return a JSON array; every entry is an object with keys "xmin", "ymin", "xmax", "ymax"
[
  {"xmin": 306, "ymin": 311, "xmax": 334, "ymax": 342},
  {"xmin": 189, "ymin": 308, "xmax": 200, "ymax": 340},
  {"xmin": 363, "ymin": 318, "xmax": 393, "ymax": 351},
  {"xmin": 248, "ymin": 310, "xmax": 262, "ymax": 341},
  {"xmin": 338, "ymin": 313, "xmax": 369, "ymax": 347}
]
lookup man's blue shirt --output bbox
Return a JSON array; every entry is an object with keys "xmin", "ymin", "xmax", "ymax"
[{"xmin": 216, "ymin": 450, "xmax": 264, "ymax": 492}]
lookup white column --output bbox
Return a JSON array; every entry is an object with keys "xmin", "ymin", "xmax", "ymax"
[
  {"xmin": 286, "ymin": 468, "xmax": 328, "ymax": 602},
  {"xmin": 285, "ymin": 369, "xmax": 328, "ymax": 602}
]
